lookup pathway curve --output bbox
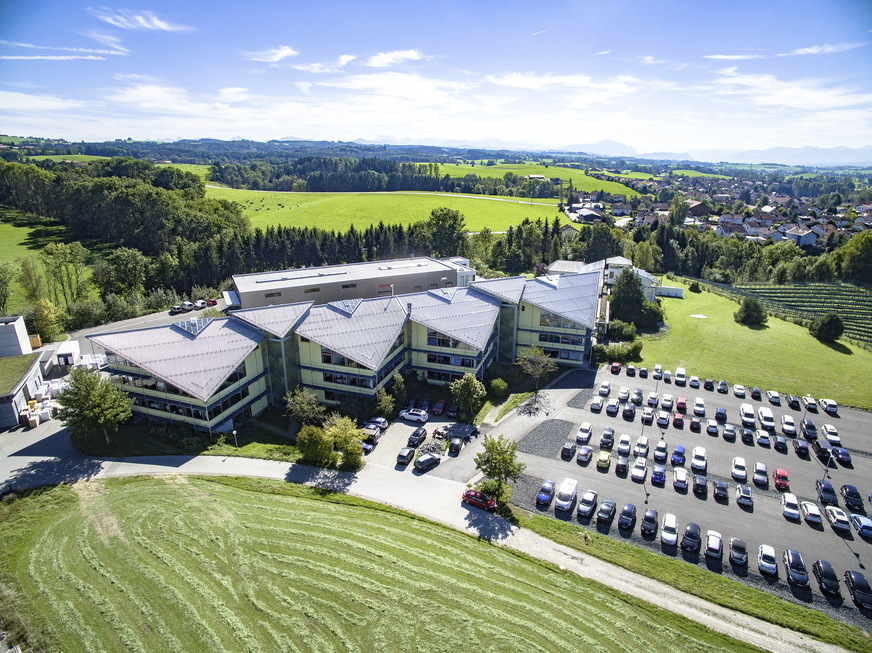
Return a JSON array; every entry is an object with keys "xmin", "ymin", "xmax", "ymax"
[{"xmin": 0, "ymin": 420, "xmax": 847, "ymax": 653}]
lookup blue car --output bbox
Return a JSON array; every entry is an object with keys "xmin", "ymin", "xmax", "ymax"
[
  {"xmin": 671, "ymin": 445, "xmax": 686, "ymax": 466},
  {"xmin": 536, "ymin": 480, "xmax": 556, "ymax": 506},
  {"xmin": 832, "ymin": 447, "xmax": 852, "ymax": 464},
  {"xmin": 715, "ymin": 406, "xmax": 727, "ymax": 422},
  {"xmin": 652, "ymin": 465, "xmax": 666, "ymax": 485}
]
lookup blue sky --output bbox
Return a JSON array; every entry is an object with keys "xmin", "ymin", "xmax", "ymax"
[{"xmin": 1, "ymin": 0, "xmax": 871, "ymax": 155}]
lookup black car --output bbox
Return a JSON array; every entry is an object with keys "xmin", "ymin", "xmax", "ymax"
[
  {"xmin": 414, "ymin": 453, "xmax": 441, "ymax": 471},
  {"xmin": 812, "ymin": 560, "xmax": 841, "ymax": 595},
  {"xmin": 447, "ymin": 403, "xmax": 458, "ymax": 418},
  {"xmin": 714, "ymin": 406, "xmax": 727, "ymax": 422},
  {"xmin": 841, "ymin": 484, "xmax": 865, "ymax": 512},
  {"xmin": 817, "ymin": 479, "xmax": 839, "ymax": 506},
  {"xmin": 773, "ymin": 435, "xmax": 787, "ymax": 452},
  {"xmin": 844, "ymin": 571, "xmax": 872, "ymax": 610},
  {"xmin": 681, "ymin": 522, "xmax": 701, "ymax": 551},
  {"xmin": 396, "ymin": 447, "xmax": 415, "ymax": 465},
  {"xmin": 639, "ymin": 367, "xmax": 648, "ymax": 378},
  {"xmin": 703, "ymin": 378, "xmax": 714, "ymax": 391},
  {"xmin": 597, "ymin": 499, "xmax": 616, "ymax": 523},
  {"xmin": 407, "ymin": 427, "xmax": 427, "ymax": 447},
  {"xmin": 693, "ymin": 474, "xmax": 707, "ymax": 496},
  {"xmin": 640, "ymin": 508, "xmax": 658, "ymax": 537},
  {"xmin": 783, "ymin": 549, "xmax": 810, "ymax": 588},
  {"xmin": 561, "ymin": 441, "xmax": 576, "ymax": 459},
  {"xmin": 626, "ymin": 365, "xmax": 636, "ymax": 377},
  {"xmin": 449, "ymin": 437, "xmax": 463, "ymax": 455},
  {"xmin": 750, "ymin": 387, "xmax": 762, "ymax": 400},
  {"xmin": 741, "ymin": 428, "xmax": 754, "ymax": 444},
  {"xmin": 622, "ymin": 403, "xmax": 636, "ymax": 419},
  {"xmin": 717, "ymin": 380, "xmax": 728, "ymax": 393},
  {"xmin": 600, "ymin": 428, "xmax": 615, "ymax": 449},
  {"xmin": 793, "ymin": 439, "xmax": 809, "ymax": 457},
  {"xmin": 618, "ymin": 503, "xmax": 636, "ymax": 530},
  {"xmin": 616, "ymin": 456, "xmax": 629, "ymax": 474},
  {"xmin": 730, "ymin": 538, "xmax": 748, "ymax": 566},
  {"xmin": 786, "ymin": 395, "xmax": 801, "ymax": 409},
  {"xmin": 800, "ymin": 418, "xmax": 817, "ymax": 440},
  {"xmin": 713, "ymin": 481, "xmax": 728, "ymax": 501}
]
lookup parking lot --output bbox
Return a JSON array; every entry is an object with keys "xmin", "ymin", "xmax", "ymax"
[{"xmin": 489, "ymin": 364, "xmax": 872, "ymax": 625}]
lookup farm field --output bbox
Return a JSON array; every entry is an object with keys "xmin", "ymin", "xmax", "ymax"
[
  {"xmin": 206, "ymin": 187, "xmax": 563, "ymax": 232},
  {"xmin": 637, "ymin": 278, "xmax": 872, "ymax": 409},
  {"xmin": 27, "ymin": 154, "xmax": 108, "ymax": 162},
  {"xmin": 0, "ymin": 476, "xmax": 761, "ymax": 653},
  {"xmin": 618, "ymin": 171, "xmax": 659, "ymax": 180},
  {"xmin": 157, "ymin": 162, "xmax": 213, "ymax": 180},
  {"xmin": 437, "ymin": 161, "xmax": 639, "ymax": 197},
  {"xmin": 670, "ymin": 169, "xmax": 730, "ymax": 179}
]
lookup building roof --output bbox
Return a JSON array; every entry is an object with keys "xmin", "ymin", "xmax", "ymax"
[
  {"xmin": 406, "ymin": 286, "xmax": 501, "ymax": 351},
  {"xmin": 231, "ymin": 301, "xmax": 313, "ymax": 338},
  {"xmin": 470, "ymin": 276, "xmax": 527, "ymax": 304},
  {"xmin": 0, "ymin": 352, "xmax": 40, "ymax": 397},
  {"xmin": 88, "ymin": 318, "xmax": 264, "ymax": 402},
  {"xmin": 294, "ymin": 296, "xmax": 408, "ymax": 371},
  {"xmin": 232, "ymin": 256, "xmax": 472, "ymax": 295},
  {"xmin": 520, "ymin": 272, "xmax": 602, "ymax": 330},
  {"xmin": 547, "ymin": 259, "xmax": 605, "ymax": 276}
]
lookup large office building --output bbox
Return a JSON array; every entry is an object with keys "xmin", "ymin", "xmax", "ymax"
[{"xmin": 90, "ymin": 258, "xmax": 605, "ymax": 432}]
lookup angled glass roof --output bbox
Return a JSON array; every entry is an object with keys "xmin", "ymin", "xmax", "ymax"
[
  {"xmin": 172, "ymin": 317, "xmax": 213, "ymax": 336},
  {"xmin": 230, "ymin": 301, "xmax": 313, "ymax": 338}
]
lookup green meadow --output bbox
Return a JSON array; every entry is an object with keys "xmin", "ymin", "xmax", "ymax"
[
  {"xmin": 671, "ymin": 169, "xmax": 730, "ymax": 179},
  {"xmin": 206, "ymin": 187, "xmax": 564, "ymax": 232},
  {"xmin": 0, "ymin": 476, "xmax": 763, "ymax": 653},
  {"xmin": 27, "ymin": 154, "xmax": 109, "ymax": 162}
]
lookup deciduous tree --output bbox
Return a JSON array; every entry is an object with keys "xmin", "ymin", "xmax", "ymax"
[
  {"xmin": 474, "ymin": 434, "xmax": 526, "ymax": 506},
  {"xmin": 56, "ymin": 367, "xmax": 133, "ymax": 444},
  {"xmin": 733, "ymin": 296, "xmax": 767, "ymax": 326},
  {"xmin": 449, "ymin": 372, "xmax": 487, "ymax": 422},
  {"xmin": 809, "ymin": 313, "xmax": 844, "ymax": 343},
  {"xmin": 0, "ymin": 261, "xmax": 15, "ymax": 313},
  {"xmin": 284, "ymin": 387, "xmax": 326, "ymax": 426},
  {"xmin": 515, "ymin": 346, "xmax": 557, "ymax": 391},
  {"xmin": 426, "ymin": 207, "xmax": 467, "ymax": 258}
]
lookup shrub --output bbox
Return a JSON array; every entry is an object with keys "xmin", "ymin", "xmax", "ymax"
[
  {"xmin": 296, "ymin": 424, "xmax": 336, "ymax": 466},
  {"xmin": 733, "ymin": 296, "xmax": 767, "ymax": 326},
  {"xmin": 592, "ymin": 339, "xmax": 643, "ymax": 364},
  {"xmin": 688, "ymin": 280, "xmax": 701, "ymax": 293},
  {"xmin": 607, "ymin": 319, "xmax": 637, "ymax": 342},
  {"xmin": 490, "ymin": 378, "xmax": 509, "ymax": 400},
  {"xmin": 809, "ymin": 313, "xmax": 844, "ymax": 343}
]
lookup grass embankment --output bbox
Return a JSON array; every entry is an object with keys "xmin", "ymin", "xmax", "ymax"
[
  {"xmin": 639, "ymin": 278, "xmax": 872, "ymax": 409},
  {"xmin": 206, "ymin": 186, "xmax": 562, "ymax": 233},
  {"xmin": 515, "ymin": 511, "xmax": 872, "ymax": 653},
  {"xmin": 0, "ymin": 476, "xmax": 763, "ymax": 653}
]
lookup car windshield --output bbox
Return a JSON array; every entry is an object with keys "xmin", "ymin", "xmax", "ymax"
[
  {"xmin": 733, "ymin": 541, "xmax": 746, "ymax": 553},
  {"xmin": 761, "ymin": 551, "xmax": 775, "ymax": 563}
]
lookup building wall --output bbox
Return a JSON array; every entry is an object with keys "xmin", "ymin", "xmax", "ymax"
[
  {"xmin": 516, "ymin": 301, "xmax": 591, "ymax": 365},
  {"xmin": 408, "ymin": 321, "xmax": 494, "ymax": 385},
  {"xmin": 0, "ymin": 316, "xmax": 32, "ymax": 359}
]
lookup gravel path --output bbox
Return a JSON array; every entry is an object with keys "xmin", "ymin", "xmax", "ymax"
[{"xmin": 516, "ymin": 419, "xmax": 575, "ymax": 457}]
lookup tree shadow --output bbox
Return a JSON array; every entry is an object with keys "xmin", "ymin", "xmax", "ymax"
[
  {"xmin": 8, "ymin": 456, "xmax": 105, "ymax": 489},
  {"xmin": 464, "ymin": 507, "xmax": 515, "ymax": 543},
  {"xmin": 517, "ymin": 393, "xmax": 554, "ymax": 417},
  {"xmin": 744, "ymin": 323, "xmax": 770, "ymax": 331},
  {"xmin": 285, "ymin": 464, "xmax": 357, "ymax": 493},
  {"xmin": 823, "ymin": 341, "xmax": 853, "ymax": 356}
]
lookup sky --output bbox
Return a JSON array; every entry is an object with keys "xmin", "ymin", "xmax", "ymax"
[{"xmin": 1, "ymin": 0, "xmax": 871, "ymax": 156}]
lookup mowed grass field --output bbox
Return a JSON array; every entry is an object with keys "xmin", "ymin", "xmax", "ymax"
[
  {"xmin": 0, "ymin": 476, "xmax": 762, "ymax": 653},
  {"xmin": 157, "ymin": 162, "xmax": 214, "ymax": 180},
  {"xmin": 206, "ymin": 187, "xmax": 563, "ymax": 232},
  {"xmin": 638, "ymin": 278, "xmax": 872, "ymax": 408},
  {"xmin": 670, "ymin": 169, "xmax": 730, "ymax": 179},
  {"xmin": 438, "ymin": 161, "xmax": 639, "ymax": 197}
]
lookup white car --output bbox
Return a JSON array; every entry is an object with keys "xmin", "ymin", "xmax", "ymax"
[
  {"xmin": 825, "ymin": 505, "xmax": 851, "ymax": 531},
  {"xmin": 819, "ymin": 398, "xmax": 838, "ymax": 414},
  {"xmin": 633, "ymin": 436, "xmax": 649, "ymax": 458},
  {"xmin": 577, "ymin": 490, "xmax": 598, "ymax": 518},
  {"xmin": 193, "ymin": 299, "xmax": 207, "ymax": 309},
  {"xmin": 641, "ymin": 407, "xmax": 654, "ymax": 423},
  {"xmin": 736, "ymin": 484, "xmax": 753, "ymax": 506},
  {"xmin": 766, "ymin": 390, "xmax": 781, "ymax": 405},
  {"xmin": 647, "ymin": 391, "xmax": 659, "ymax": 407},
  {"xmin": 606, "ymin": 398, "xmax": 620, "ymax": 414},
  {"xmin": 781, "ymin": 493, "xmax": 801, "ymax": 520},
  {"xmin": 656, "ymin": 410, "xmax": 670, "ymax": 427},
  {"xmin": 590, "ymin": 396, "xmax": 604, "ymax": 411},
  {"xmin": 758, "ymin": 545, "xmax": 778, "ymax": 575},
  {"xmin": 705, "ymin": 530, "xmax": 723, "ymax": 559},
  {"xmin": 618, "ymin": 386, "xmax": 630, "ymax": 402},
  {"xmin": 661, "ymin": 513, "xmax": 679, "ymax": 546},
  {"xmin": 693, "ymin": 397, "xmax": 705, "ymax": 416},
  {"xmin": 755, "ymin": 429, "xmax": 770, "ymax": 446},
  {"xmin": 673, "ymin": 467, "xmax": 688, "ymax": 490},
  {"xmin": 731, "ymin": 457, "xmax": 747, "ymax": 482},
  {"xmin": 691, "ymin": 447, "xmax": 707, "ymax": 473},
  {"xmin": 660, "ymin": 394, "xmax": 674, "ymax": 410},
  {"xmin": 733, "ymin": 384, "xmax": 746, "ymax": 397},
  {"xmin": 800, "ymin": 501, "xmax": 822, "ymax": 524},
  {"xmin": 689, "ymin": 375, "xmax": 700, "ymax": 388},
  {"xmin": 617, "ymin": 434, "xmax": 632, "ymax": 456},
  {"xmin": 599, "ymin": 381, "xmax": 611, "ymax": 396},
  {"xmin": 576, "ymin": 422, "xmax": 593, "ymax": 444},
  {"xmin": 631, "ymin": 457, "xmax": 648, "ymax": 482},
  {"xmin": 781, "ymin": 415, "xmax": 796, "ymax": 436},
  {"xmin": 399, "ymin": 408, "xmax": 428, "ymax": 423},
  {"xmin": 822, "ymin": 424, "xmax": 841, "ymax": 446}
]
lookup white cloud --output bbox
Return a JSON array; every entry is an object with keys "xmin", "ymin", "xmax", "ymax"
[
  {"xmin": 704, "ymin": 54, "xmax": 764, "ymax": 60},
  {"xmin": 594, "ymin": 50, "xmax": 612, "ymax": 56},
  {"xmin": 88, "ymin": 8, "xmax": 193, "ymax": 31},
  {"xmin": 244, "ymin": 45, "xmax": 298, "ymax": 63},
  {"xmin": 530, "ymin": 29, "xmax": 548, "ymax": 36},
  {"xmin": 363, "ymin": 49, "xmax": 422, "ymax": 68},
  {"xmin": 641, "ymin": 55, "xmax": 665, "ymax": 64},
  {"xmin": 0, "ymin": 39, "xmax": 126, "ymax": 55},
  {"xmin": 293, "ymin": 54, "xmax": 356, "ymax": 73},
  {"xmin": 217, "ymin": 87, "xmax": 250, "ymax": 102},
  {"xmin": 0, "ymin": 55, "xmax": 105, "ymax": 60},
  {"xmin": 82, "ymin": 31, "xmax": 129, "ymax": 52},
  {"xmin": 776, "ymin": 42, "xmax": 869, "ymax": 57},
  {"xmin": 0, "ymin": 90, "xmax": 86, "ymax": 111}
]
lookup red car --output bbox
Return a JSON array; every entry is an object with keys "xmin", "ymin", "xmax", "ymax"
[
  {"xmin": 206, "ymin": 298, "xmax": 218, "ymax": 306},
  {"xmin": 672, "ymin": 412, "xmax": 684, "ymax": 427},
  {"xmin": 432, "ymin": 399, "xmax": 447, "ymax": 415},
  {"xmin": 676, "ymin": 397, "xmax": 687, "ymax": 412},
  {"xmin": 462, "ymin": 489, "xmax": 496, "ymax": 511},
  {"xmin": 611, "ymin": 361, "xmax": 621, "ymax": 373},
  {"xmin": 773, "ymin": 469, "xmax": 790, "ymax": 491}
]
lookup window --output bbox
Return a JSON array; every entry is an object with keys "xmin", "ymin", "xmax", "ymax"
[
  {"xmin": 299, "ymin": 336, "xmax": 309, "ymax": 343},
  {"xmin": 264, "ymin": 292, "xmax": 281, "ymax": 298},
  {"xmin": 341, "ymin": 283, "xmax": 357, "ymax": 289},
  {"xmin": 414, "ymin": 285, "xmax": 422, "ymax": 292},
  {"xmin": 304, "ymin": 287, "xmax": 320, "ymax": 294},
  {"xmin": 429, "ymin": 284, "xmax": 437, "ymax": 289}
]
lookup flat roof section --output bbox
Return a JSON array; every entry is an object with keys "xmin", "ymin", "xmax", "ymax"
[{"xmin": 233, "ymin": 257, "xmax": 471, "ymax": 295}]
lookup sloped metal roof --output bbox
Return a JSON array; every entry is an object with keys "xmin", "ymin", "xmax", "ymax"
[
  {"xmin": 295, "ymin": 296, "xmax": 407, "ymax": 371},
  {"xmin": 520, "ymin": 271, "xmax": 603, "ymax": 331},
  {"xmin": 88, "ymin": 318, "xmax": 264, "ymax": 402},
  {"xmin": 230, "ymin": 301, "xmax": 313, "ymax": 338},
  {"xmin": 406, "ymin": 286, "xmax": 501, "ymax": 351},
  {"xmin": 470, "ymin": 276, "xmax": 527, "ymax": 304},
  {"xmin": 548, "ymin": 259, "xmax": 605, "ymax": 275}
]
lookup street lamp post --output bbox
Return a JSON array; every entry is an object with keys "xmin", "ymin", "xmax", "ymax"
[{"xmin": 233, "ymin": 429, "xmax": 238, "ymax": 448}]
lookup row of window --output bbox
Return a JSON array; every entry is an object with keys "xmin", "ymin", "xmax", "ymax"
[
  {"xmin": 426, "ymin": 371, "xmax": 467, "ymax": 383},
  {"xmin": 538, "ymin": 333, "xmax": 586, "ymax": 347},
  {"xmin": 542, "ymin": 348, "xmax": 584, "ymax": 361},
  {"xmin": 426, "ymin": 353, "xmax": 477, "ymax": 368},
  {"xmin": 322, "ymin": 372, "xmax": 376, "ymax": 389},
  {"xmin": 131, "ymin": 385, "xmax": 251, "ymax": 421},
  {"xmin": 539, "ymin": 312, "xmax": 583, "ymax": 331},
  {"xmin": 426, "ymin": 330, "xmax": 476, "ymax": 351}
]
